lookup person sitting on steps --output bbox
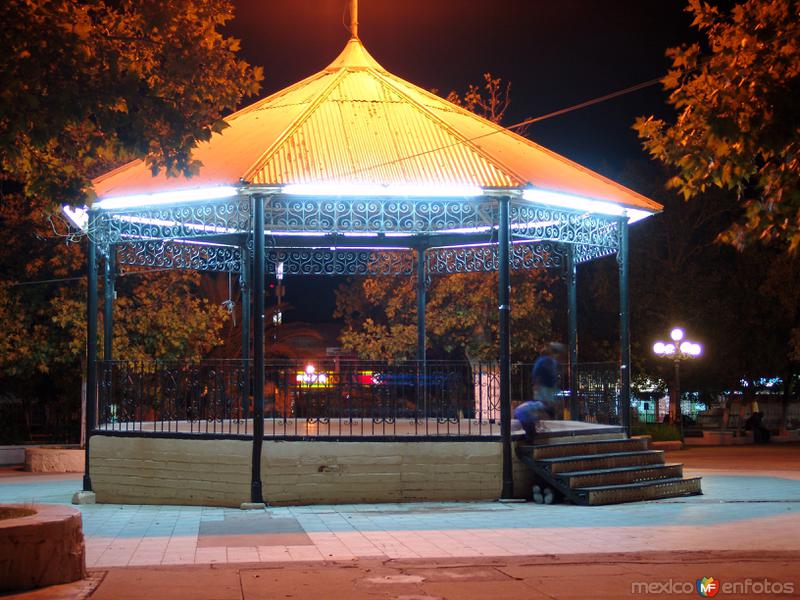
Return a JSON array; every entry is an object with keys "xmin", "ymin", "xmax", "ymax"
[{"xmin": 514, "ymin": 342, "xmax": 566, "ymax": 441}]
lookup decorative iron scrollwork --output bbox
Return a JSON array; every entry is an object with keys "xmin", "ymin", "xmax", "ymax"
[
  {"xmin": 574, "ymin": 244, "xmax": 618, "ymax": 264},
  {"xmin": 425, "ymin": 242, "xmax": 567, "ymax": 274},
  {"xmin": 115, "ymin": 240, "xmax": 242, "ymax": 272},
  {"xmin": 265, "ymin": 249, "xmax": 414, "ymax": 276},
  {"xmin": 512, "ymin": 242, "xmax": 567, "ymax": 270},
  {"xmin": 96, "ymin": 197, "xmax": 251, "ymax": 245},
  {"xmin": 264, "ymin": 196, "xmax": 496, "ymax": 235},
  {"xmin": 509, "ymin": 201, "xmax": 619, "ymax": 249}
]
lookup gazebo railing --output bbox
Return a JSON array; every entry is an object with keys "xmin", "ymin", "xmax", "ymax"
[
  {"xmin": 573, "ymin": 362, "xmax": 622, "ymax": 426},
  {"xmin": 97, "ymin": 359, "xmax": 250, "ymax": 436},
  {"xmin": 96, "ymin": 359, "xmax": 504, "ymax": 438},
  {"xmin": 95, "ymin": 359, "xmax": 624, "ymax": 438}
]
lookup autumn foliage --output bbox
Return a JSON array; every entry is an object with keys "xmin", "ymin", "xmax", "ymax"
[
  {"xmin": 635, "ymin": 0, "xmax": 800, "ymax": 252},
  {"xmin": 0, "ymin": 0, "xmax": 262, "ymax": 206}
]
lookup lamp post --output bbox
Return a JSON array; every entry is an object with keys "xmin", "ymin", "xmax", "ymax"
[{"xmin": 653, "ymin": 328, "xmax": 702, "ymax": 436}]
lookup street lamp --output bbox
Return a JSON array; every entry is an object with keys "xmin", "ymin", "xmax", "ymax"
[{"xmin": 653, "ymin": 328, "xmax": 702, "ymax": 434}]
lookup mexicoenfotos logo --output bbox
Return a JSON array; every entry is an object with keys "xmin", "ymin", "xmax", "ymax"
[
  {"xmin": 696, "ymin": 577, "xmax": 720, "ymax": 597},
  {"xmin": 631, "ymin": 577, "xmax": 795, "ymax": 596}
]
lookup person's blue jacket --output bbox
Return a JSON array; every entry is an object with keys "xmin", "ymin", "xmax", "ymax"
[{"xmin": 532, "ymin": 355, "xmax": 558, "ymax": 388}]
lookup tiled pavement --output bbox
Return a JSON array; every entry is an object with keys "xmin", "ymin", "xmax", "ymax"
[{"xmin": 2, "ymin": 453, "xmax": 800, "ymax": 569}]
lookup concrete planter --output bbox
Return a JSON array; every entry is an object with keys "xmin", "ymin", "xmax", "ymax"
[
  {"xmin": 683, "ymin": 431, "xmax": 753, "ymax": 446},
  {"xmin": 0, "ymin": 504, "xmax": 86, "ymax": 591},
  {"xmin": 25, "ymin": 446, "xmax": 84, "ymax": 473},
  {"xmin": 0, "ymin": 446, "xmax": 25, "ymax": 466}
]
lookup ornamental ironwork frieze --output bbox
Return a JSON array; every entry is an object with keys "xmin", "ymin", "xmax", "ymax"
[
  {"xmin": 265, "ymin": 249, "xmax": 414, "ymax": 276},
  {"xmin": 96, "ymin": 197, "xmax": 251, "ymax": 244},
  {"xmin": 425, "ymin": 242, "xmax": 567, "ymax": 274},
  {"xmin": 264, "ymin": 196, "xmax": 496, "ymax": 235},
  {"xmin": 574, "ymin": 244, "xmax": 618, "ymax": 264},
  {"xmin": 509, "ymin": 202, "xmax": 619, "ymax": 249},
  {"xmin": 116, "ymin": 240, "xmax": 242, "ymax": 272}
]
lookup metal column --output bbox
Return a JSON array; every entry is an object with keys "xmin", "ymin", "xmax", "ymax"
[
  {"xmin": 416, "ymin": 245, "xmax": 427, "ymax": 425},
  {"xmin": 240, "ymin": 246, "xmax": 251, "ymax": 422},
  {"xmin": 103, "ymin": 248, "xmax": 115, "ymax": 362},
  {"xmin": 251, "ymin": 196, "xmax": 265, "ymax": 504},
  {"xmin": 498, "ymin": 196, "xmax": 513, "ymax": 499},
  {"xmin": 416, "ymin": 246, "xmax": 426, "ymax": 363},
  {"xmin": 83, "ymin": 210, "xmax": 98, "ymax": 492},
  {"xmin": 618, "ymin": 218, "xmax": 631, "ymax": 434},
  {"xmin": 674, "ymin": 359, "xmax": 683, "ymax": 440},
  {"xmin": 567, "ymin": 246, "xmax": 578, "ymax": 421}
]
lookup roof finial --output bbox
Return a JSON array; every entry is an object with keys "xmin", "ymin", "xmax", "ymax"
[{"xmin": 349, "ymin": 0, "xmax": 359, "ymax": 39}]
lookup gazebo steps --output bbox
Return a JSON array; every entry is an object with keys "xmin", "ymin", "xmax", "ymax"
[
  {"xmin": 558, "ymin": 463, "xmax": 686, "ymax": 488},
  {"xmin": 526, "ymin": 436, "xmax": 650, "ymax": 460},
  {"xmin": 532, "ymin": 432, "xmax": 626, "ymax": 445},
  {"xmin": 576, "ymin": 477, "xmax": 703, "ymax": 506},
  {"xmin": 538, "ymin": 450, "xmax": 665, "ymax": 474},
  {"xmin": 515, "ymin": 425, "xmax": 702, "ymax": 506},
  {"xmin": 530, "ymin": 423, "xmax": 626, "ymax": 446}
]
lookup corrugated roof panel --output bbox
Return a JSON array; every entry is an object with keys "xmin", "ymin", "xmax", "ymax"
[
  {"xmin": 249, "ymin": 70, "xmax": 517, "ymax": 187},
  {"xmin": 93, "ymin": 102, "xmax": 311, "ymax": 197},
  {"xmin": 327, "ymin": 69, "xmax": 396, "ymax": 103},
  {"xmin": 221, "ymin": 70, "xmax": 334, "ymax": 119},
  {"xmin": 92, "ymin": 74, "xmax": 335, "ymax": 198}
]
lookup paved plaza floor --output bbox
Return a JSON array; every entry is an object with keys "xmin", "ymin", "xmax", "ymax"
[{"xmin": 2, "ymin": 444, "xmax": 799, "ymax": 598}]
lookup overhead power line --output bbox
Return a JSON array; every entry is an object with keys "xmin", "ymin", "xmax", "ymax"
[
  {"xmin": 6, "ymin": 267, "xmax": 181, "ymax": 288},
  {"xmin": 343, "ymin": 75, "xmax": 664, "ymax": 178},
  {"xmin": 506, "ymin": 77, "xmax": 663, "ymax": 130}
]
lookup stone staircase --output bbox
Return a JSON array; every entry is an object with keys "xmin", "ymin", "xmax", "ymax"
[{"xmin": 515, "ymin": 424, "xmax": 702, "ymax": 505}]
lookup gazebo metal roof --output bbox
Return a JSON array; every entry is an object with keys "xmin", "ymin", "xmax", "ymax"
[{"xmin": 92, "ymin": 36, "xmax": 660, "ymax": 218}]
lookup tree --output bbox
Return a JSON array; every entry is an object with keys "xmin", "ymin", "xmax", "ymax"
[
  {"xmin": 202, "ymin": 272, "xmax": 325, "ymax": 360},
  {"xmin": 0, "ymin": 197, "xmax": 230, "ymax": 372},
  {"xmin": 336, "ymin": 270, "xmax": 555, "ymax": 362},
  {"xmin": 585, "ymin": 160, "xmax": 800, "ymax": 416},
  {"xmin": 0, "ymin": 0, "xmax": 261, "ymax": 441},
  {"xmin": 335, "ymin": 74, "xmax": 556, "ymax": 362},
  {"xmin": 634, "ymin": 0, "xmax": 800, "ymax": 252},
  {"xmin": 0, "ymin": 195, "xmax": 229, "ymax": 441},
  {"xmin": 444, "ymin": 73, "xmax": 513, "ymax": 125},
  {"xmin": 0, "ymin": 0, "xmax": 262, "ymax": 206}
]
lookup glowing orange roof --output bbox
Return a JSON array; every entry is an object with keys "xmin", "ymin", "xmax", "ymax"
[{"xmin": 93, "ymin": 37, "xmax": 661, "ymax": 214}]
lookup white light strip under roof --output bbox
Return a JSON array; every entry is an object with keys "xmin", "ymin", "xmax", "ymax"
[
  {"xmin": 95, "ymin": 186, "xmax": 239, "ymax": 211},
  {"xmin": 171, "ymin": 239, "xmax": 239, "ymax": 249},
  {"xmin": 522, "ymin": 189, "xmax": 654, "ymax": 223},
  {"xmin": 62, "ymin": 205, "xmax": 89, "ymax": 230},
  {"xmin": 438, "ymin": 225, "xmax": 493, "ymax": 234},
  {"xmin": 432, "ymin": 238, "xmax": 546, "ymax": 250},
  {"xmin": 281, "ymin": 183, "xmax": 484, "ymax": 198},
  {"xmin": 322, "ymin": 246, "xmax": 410, "ymax": 252},
  {"xmin": 266, "ymin": 231, "xmax": 329, "ymax": 237}
]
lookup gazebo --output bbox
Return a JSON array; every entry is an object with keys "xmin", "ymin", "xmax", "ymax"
[{"xmin": 69, "ymin": 6, "xmax": 662, "ymax": 507}]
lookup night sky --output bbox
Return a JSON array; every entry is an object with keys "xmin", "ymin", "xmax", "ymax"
[{"xmin": 225, "ymin": 0, "xmax": 697, "ymax": 322}]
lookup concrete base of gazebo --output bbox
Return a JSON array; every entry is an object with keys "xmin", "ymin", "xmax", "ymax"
[{"xmin": 86, "ymin": 421, "xmax": 622, "ymax": 507}]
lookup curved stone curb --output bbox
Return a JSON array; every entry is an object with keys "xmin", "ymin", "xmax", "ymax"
[{"xmin": 0, "ymin": 504, "xmax": 86, "ymax": 591}]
